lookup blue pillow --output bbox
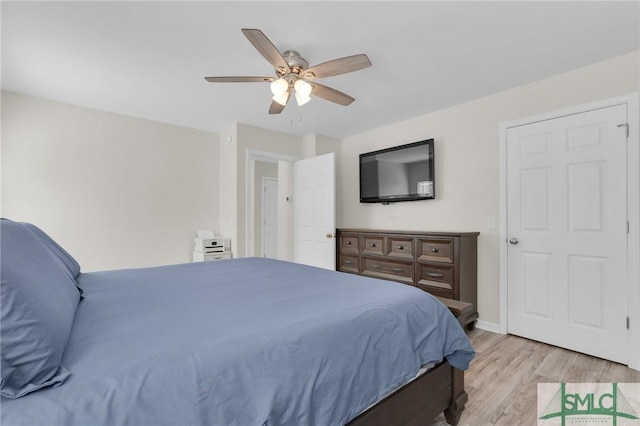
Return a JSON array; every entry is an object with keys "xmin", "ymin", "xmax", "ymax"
[
  {"xmin": 20, "ymin": 222, "xmax": 83, "ymax": 297},
  {"xmin": 20, "ymin": 222, "xmax": 81, "ymax": 279},
  {"xmin": 0, "ymin": 219, "xmax": 80, "ymax": 398}
]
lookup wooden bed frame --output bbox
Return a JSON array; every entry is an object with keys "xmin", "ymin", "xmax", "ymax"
[
  {"xmin": 346, "ymin": 298, "xmax": 471, "ymax": 426},
  {"xmin": 347, "ymin": 361, "xmax": 466, "ymax": 426}
]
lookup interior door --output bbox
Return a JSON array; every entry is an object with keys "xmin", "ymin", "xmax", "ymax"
[
  {"xmin": 262, "ymin": 177, "xmax": 278, "ymax": 258},
  {"xmin": 507, "ymin": 104, "xmax": 628, "ymax": 363},
  {"xmin": 294, "ymin": 153, "xmax": 336, "ymax": 270}
]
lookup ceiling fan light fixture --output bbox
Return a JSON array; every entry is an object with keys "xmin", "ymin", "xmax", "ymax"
[
  {"xmin": 272, "ymin": 92, "xmax": 289, "ymax": 106},
  {"xmin": 270, "ymin": 78, "xmax": 288, "ymax": 97},
  {"xmin": 295, "ymin": 92, "xmax": 311, "ymax": 106},
  {"xmin": 294, "ymin": 79, "xmax": 312, "ymax": 97}
]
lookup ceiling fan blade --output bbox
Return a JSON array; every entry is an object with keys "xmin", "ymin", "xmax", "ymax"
[
  {"xmin": 268, "ymin": 100, "xmax": 285, "ymax": 115},
  {"xmin": 268, "ymin": 91, "xmax": 291, "ymax": 114},
  {"xmin": 205, "ymin": 76, "xmax": 274, "ymax": 83},
  {"xmin": 241, "ymin": 28, "xmax": 291, "ymax": 75},
  {"xmin": 301, "ymin": 54, "xmax": 371, "ymax": 79},
  {"xmin": 309, "ymin": 82, "xmax": 355, "ymax": 106}
]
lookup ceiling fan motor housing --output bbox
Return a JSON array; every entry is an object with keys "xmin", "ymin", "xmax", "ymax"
[{"xmin": 280, "ymin": 50, "xmax": 309, "ymax": 76}]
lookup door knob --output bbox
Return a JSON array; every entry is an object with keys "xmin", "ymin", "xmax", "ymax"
[
  {"xmin": 509, "ymin": 238, "xmax": 519, "ymax": 245},
  {"xmin": 325, "ymin": 233, "xmax": 335, "ymax": 239}
]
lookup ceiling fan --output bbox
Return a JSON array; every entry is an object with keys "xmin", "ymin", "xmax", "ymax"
[{"xmin": 205, "ymin": 28, "xmax": 372, "ymax": 114}]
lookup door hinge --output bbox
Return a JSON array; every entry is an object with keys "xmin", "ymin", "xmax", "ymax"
[
  {"xmin": 617, "ymin": 123, "xmax": 629, "ymax": 138},
  {"xmin": 627, "ymin": 317, "xmax": 630, "ymax": 329},
  {"xmin": 628, "ymin": 220, "xmax": 631, "ymax": 234}
]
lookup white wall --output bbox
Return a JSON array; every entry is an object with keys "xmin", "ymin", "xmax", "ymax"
[
  {"xmin": 1, "ymin": 92, "xmax": 220, "ymax": 271},
  {"xmin": 277, "ymin": 160, "xmax": 294, "ymax": 261},
  {"xmin": 338, "ymin": 51, "xmax": 640, "ymax": 326}
]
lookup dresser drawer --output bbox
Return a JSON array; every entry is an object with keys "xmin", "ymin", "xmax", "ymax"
[
  {"xmin": 386, "ymin": 236, "xmax": 414, "ymax": 259},
  {"xmin": 339, "ymin": 233, "xmax": 360, "ymax": 254},
  {"xmin": 417, "ymin": 238, "xmax": 454, "ymax": 263},
  {"xmin": 362, "ymin": 235, "xmax": 385, "ymax": 256},
  {"xmin": 338, "ymin": 254, "xmax": 360, "ymax": 274},
  {"xmin": 416, "ymin": 262, "xmax": 454, "ymax": 291},
  {"xmin": 362, "ymin": 257, "xmax": 413, "ymax": 284}
]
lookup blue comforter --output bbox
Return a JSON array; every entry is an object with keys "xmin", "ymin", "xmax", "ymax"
[{"xmin": 2, "ymin": 257, "xmax": 474, "ymax": 426}]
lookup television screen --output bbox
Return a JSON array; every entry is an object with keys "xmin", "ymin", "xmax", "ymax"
[{"xmin": 359, "ymin": 139, "xmax": 435, "ymax": 203}]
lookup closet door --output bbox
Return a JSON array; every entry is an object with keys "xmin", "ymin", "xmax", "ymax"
[{"xmin": 507, "ymin": 104, "xmax": 628, "ymax": 364}]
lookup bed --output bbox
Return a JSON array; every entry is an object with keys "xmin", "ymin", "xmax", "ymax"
[{"xmin": 1, "ymin": 219, "xmax": 474, "ymax": 425}]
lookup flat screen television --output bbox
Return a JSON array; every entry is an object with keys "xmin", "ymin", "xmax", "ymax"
[{"xmin": 359, "ymin": 139, "xmax": 435, "ymax": 204}]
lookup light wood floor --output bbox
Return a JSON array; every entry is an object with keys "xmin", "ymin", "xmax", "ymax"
[{"xmin": 428, "ymin": 329, "xmax": 640, "ymax": 426}]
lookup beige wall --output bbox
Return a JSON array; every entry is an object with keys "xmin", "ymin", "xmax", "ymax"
[
  {"xmin": 337, "ymin": 51, "xmax": 640, "ymax": 326},
  {"xmin": 1, "ymin": 92, "xmax": 220, "ymax": 272},
  {"xmin": 3, "ymin": 50, "xmax": 637, "ymax": 323},
  {"xmin": 218, "ymin": 124, "xmax": 238, "ymax": 256}
]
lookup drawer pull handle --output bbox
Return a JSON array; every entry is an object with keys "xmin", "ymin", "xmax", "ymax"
[
  {"xmin": 346, "ymin": 241, "xmax": 351, "ymax": 245},
  {"xmin": 372, "ymin": 263, "xmax": 382, "ymax": 268},
  {"xmin": 431, "ymin": 247, "xmax": 439, "ymax": 253},
  {"xmin": 370, "ymin": 243, "xmax": 376, "ymax": 247},
  {"xmin": 426, "ymin": 272, "xmax": 444, "ymax": 278},
  {"xmin": 344, "ymin": 260, "xmax": 353, "ymax": 265},
  {"xmin": 391, "ymin": 267, "xmax": 404, "ymax": 273},
  {"xmin": 398, "ymin": 245, "xmax": 404, "ymax": 250}
]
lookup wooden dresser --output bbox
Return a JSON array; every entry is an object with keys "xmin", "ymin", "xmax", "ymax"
[{"xmin": 336, "ymin": 228, "xmax": 479, "ymax": 329}]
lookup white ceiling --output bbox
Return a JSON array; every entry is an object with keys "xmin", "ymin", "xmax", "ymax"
[{"xmin": 2, "ymin": 1, "xmax": 639, "ymax": 139}]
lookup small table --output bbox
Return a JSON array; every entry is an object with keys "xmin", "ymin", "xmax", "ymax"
[{"xmin": 192, "ymin": 251, "xmax": 232, "ymax": 262}]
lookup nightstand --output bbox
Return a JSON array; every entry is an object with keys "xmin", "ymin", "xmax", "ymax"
[{"xmin": 192, "ymin": 251, "xmax": 233, "ymax": 262}]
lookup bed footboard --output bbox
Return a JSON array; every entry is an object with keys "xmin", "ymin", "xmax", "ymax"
[
  {"xmin": 346, "ymin": 361, "xmax": 467, "ymax": 426},
  {"xmin": 444, "ymin": 366, "xmax": 467, "ymax": 425}
]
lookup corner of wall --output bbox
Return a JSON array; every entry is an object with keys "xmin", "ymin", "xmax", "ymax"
[
  {"xmin": 302, "ymin": 134, "xmax": 317, "ymax": 159},
  {"xmin": 218, "ymin": 123, "xmax": 239, "ymax": 257}
]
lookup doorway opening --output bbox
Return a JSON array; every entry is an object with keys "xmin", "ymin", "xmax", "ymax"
[{"xmin": 245, "ymin": 149, "xmax": 299, "ymax": 258}]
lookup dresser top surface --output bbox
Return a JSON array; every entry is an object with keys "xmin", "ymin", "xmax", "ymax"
[{"xmin": 337, "ymin": 228, "xmax": 480, "ymax": 237}]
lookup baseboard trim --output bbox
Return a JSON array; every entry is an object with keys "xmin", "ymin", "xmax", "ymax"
[{"xmin": 475, "ymin": 320, "xmax": 502, "ymax": 334}]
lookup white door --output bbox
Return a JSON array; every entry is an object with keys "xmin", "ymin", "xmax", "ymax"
[
  {"xmin": 262, "ymin": 177, "xmax": 278, "ymax": 259},
  {"xmin": 294, "ymin": 153, "xmax": 336, "ymax": 270},
  {"xmin": 507, "ymin": 105, "xmax": 628, "ymax": 364}
]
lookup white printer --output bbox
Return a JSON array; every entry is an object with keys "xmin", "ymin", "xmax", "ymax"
[
  {"xmin": 192, "ymin": 230, "xmax": 231, "ymax": 262},
  {"xmin": 194, "ymin": 237, "xmax": 230, "ymax": 253}
]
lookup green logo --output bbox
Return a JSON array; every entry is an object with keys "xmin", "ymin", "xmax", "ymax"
[{"xmin": 539, "ymin": 383, "xmax": 639, "ymax": 425}]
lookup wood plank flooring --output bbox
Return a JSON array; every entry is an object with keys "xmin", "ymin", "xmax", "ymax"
[{"xmin": 428, "ymin": 329, "xmax": 640, "ymax": 425}]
